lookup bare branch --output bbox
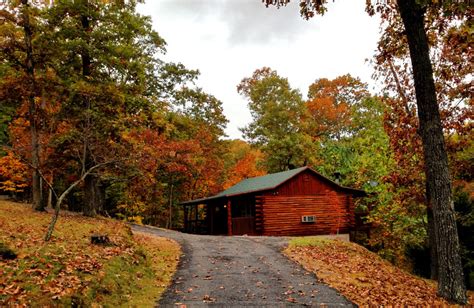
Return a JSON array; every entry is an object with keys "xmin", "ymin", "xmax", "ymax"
[
  {"xmin": 387, "ymin": 57, "xmax": 413, "ymax": 117},
  {"xmin": 44, "ymin": 160, "xmax": 113, "ymax": 241}
]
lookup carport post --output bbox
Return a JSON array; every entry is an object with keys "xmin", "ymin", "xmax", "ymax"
[
  {"xmin": 227, "ymin": 199, "xmax": 232, "ymax": 236},
  {"xmin": 183, "ymin": 205, "xmax": 188, "ymax": 232}
]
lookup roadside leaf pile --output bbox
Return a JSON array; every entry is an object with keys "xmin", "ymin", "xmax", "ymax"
[{"xmin": 285, "ymin": 238, "xmax": 473, "ymax": 306}]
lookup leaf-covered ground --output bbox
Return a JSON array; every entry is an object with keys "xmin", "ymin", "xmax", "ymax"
[
  {"xmin": 285, "ymin": 237, "xmax": 474, "ymax": 306},
  {"xmin": 0, "ymin": 200, "xmax": 180, "ymax": 306}
]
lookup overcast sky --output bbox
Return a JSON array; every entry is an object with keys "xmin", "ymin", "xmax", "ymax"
[{"xmin": 137, "ymin": 0, "xmax": 381, "ymax": 139}]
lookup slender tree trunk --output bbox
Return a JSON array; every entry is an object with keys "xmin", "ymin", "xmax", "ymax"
[
  {"xmin": 397, "ymin": 0, "xmax": 466, "ymax": 303},
  {"xmin": 20, "ymin": 0, "xmax": 43, "ymax": 211},
  {"xmin": 168, "ymin": 182, "xmax": 174, "ymax": 229},
  {"xmin": 47, "ymin": 186, "xmax": 53, "ymax": 209},
  {"xmin": 45, "ymin": 163, "xmax": 107, "ymax": 241}
]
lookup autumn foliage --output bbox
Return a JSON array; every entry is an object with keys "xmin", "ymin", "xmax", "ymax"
[
  {"xmin": 0, "ymin": 153, "xmax": 29, "ymax": 193},
  {"xmin": 286, "ymin": 238, "xmax": 474, "ymax": 306},
  {"xmin": 0, "ymin": 200, "xmax": 180, "ymax": 305}
]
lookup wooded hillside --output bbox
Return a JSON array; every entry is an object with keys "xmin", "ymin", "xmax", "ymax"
[
  {"xmin": 0, "ymin": 200, "xmax": 180, "ymax": 305},
  {"xmin": 0, "ymin": 0, "xmax": 472, "ymax": 303}
]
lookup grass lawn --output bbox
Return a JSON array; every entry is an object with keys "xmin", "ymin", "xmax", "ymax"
[
  {"xmin": 0, "ymin": 200, "xmax": 180, "ymax": 306},
  {"xmin": 285, "ymin": 236, "xmax": 474, "ymax": 306}
]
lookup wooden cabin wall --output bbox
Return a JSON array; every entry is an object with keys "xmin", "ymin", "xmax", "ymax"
[
  {"xmin": 259, "ymin": 192, "xmax": 354, "ymax": 236},
  {"xmin": 268, "ymin": 170, "xmax": 337, "ymax": 196}
]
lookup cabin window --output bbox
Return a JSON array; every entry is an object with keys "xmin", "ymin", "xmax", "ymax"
[
  {"xmin": 231, "ymin": 197, "xmax": 255, "ymax": 217},
  {"xmin": 232, "ymin": 203, "xmax": 254, "ymax": 217}
]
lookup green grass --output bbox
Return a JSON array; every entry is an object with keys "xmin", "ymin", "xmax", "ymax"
[{"xmin": 288, "ymin": 236, "xmax": 333, "ymax": 247}]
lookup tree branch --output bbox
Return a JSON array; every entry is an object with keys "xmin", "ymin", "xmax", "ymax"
[
  {"xmin": 44, "ymin": 161, "xmax": 112, "ymax": 241},
  {"xmin": 387, "ymin": 57, "xmax": 413, "ymax": 118}
]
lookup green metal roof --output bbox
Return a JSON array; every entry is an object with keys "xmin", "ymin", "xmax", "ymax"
[
  {"xmin": 181, "ymin": 166, "xmax": 308, "ymax": 205},
  {"xmin": 215, "ymin": 166, "xmax": 306, "ymax": 197},
  {"xmin": 180, "ymin": 166, "xmax": 366, "ymax": 205}
]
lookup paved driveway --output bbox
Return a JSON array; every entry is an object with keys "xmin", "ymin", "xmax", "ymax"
[{"xmin": 132, "ymin": 225, "xmax": 353, "ymax": 307}]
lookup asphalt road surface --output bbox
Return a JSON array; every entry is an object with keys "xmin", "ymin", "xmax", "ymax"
[{"xmin": 132, "ymin": 225, "xmax": 354, "ymax": 307}]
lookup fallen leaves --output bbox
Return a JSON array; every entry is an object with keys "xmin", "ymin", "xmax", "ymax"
[
  {"xmin": 202, "ymin": 294, "xmax": 216, "ymax": 303},
  {"xmin": 0, "ymin": 201, "xmax": 180, "ymax": 306},
  {"xmin": 285, "ymin": 239, "xmax": 474, "ymax": 306}
]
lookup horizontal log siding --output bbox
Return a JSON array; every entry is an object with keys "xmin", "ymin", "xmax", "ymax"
[
  {"xmin": 261, "ymin": 193, "xmax": 354, "ymax": 236},
  {"xmin": 271, "ymin": 169, "xmax": 335, "ymax": 196}
]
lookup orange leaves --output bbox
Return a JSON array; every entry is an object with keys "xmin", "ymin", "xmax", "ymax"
[
  {"xmin": 306, "ymin": 97, "xmax": 351, "ymax": 138},
  {"xmin": 0, "ymin": 152, "xmax": 29, "ymax": 192},
  {"xmin": 285, "ymin": 240, "xmax": 469, "ymax": 306},
  {"xmin": 304, "ymin": 74, "xmax": 369, "ymax": 140},
  {"xmin": 224, "ymin": 150, "xmax": 266, "ymax": 189}
]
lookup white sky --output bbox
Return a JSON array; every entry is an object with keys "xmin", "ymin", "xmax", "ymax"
[{"xmin": 137, "ymin": 0, "xmax": 381, "ymax": 139}]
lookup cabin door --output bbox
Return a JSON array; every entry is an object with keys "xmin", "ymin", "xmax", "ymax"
[
  {"xmin": 211, "ymin": 203, "xmax": 228, "ymax": 235},
  {"xmin": 231, "ymin": 197, "xmax": 255, "ymax": 235}
]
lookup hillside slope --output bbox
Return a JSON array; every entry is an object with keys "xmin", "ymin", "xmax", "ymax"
[
  {"xmin": 285, "ymin": 237, "xmax": 473, "ymax": 306},
  {"xmin": 0, "ymin": 200, "xmax": 180, "ymax": 306}
]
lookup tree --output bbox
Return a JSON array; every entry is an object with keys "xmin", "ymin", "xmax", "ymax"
[
  {"xmin": 0, "ymin": 105, "xmax": 14, "ymax": 156},
  {"xmin": 44, "ymin": 0, "xmax": 167, "ymax": 217},
  {"xmin": 373, "ymin": 0, "xmax": 472, "ymax": 283},
  {"xmin": 0, "ymin": 0, "xmax": 50, "ymax": 211},
  {"xmin": 238, "ymin": 67, "xmax": 313, "ymax": 172},
  {"xmin": 222, "ymin": 140, "xmax": 266, "ymax": 189},
  {"xmin": 303, "ymin": 75, "xmax": 373, "ymax": 177},
  {"xmin": 0, "ymin": 152, "xmax": 29, "ymax": 194},
  {"xmin": 2, "ymin": 0, "xmax": 231, "ymax": 234},
  {"xmin": 120, "ymin": 106, "xmax": 228, "ymax": 228},
  {"xmin": 262, "ymin": 0, "xmax": 468, "ymax": 302},
  {"xmin": 305, "ymin": 74, "xmax": 369, "ymax": 140}
]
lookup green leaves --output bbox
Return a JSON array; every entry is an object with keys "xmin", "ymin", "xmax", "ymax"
[
  {"xmin": 0, "ymin": 105, "xmax": 14, "ymax": 155},
  {"xmin": 238, "ymin": 67, "xmax": 310, "ymax": 172}
]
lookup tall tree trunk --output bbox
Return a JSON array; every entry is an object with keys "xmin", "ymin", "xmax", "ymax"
[
  {"xmin": 426, "ymin": 181, "xmax": 439, "ymax": 280},
  {"xmin": 21, "ymin": 0, "xmax": 43, "ymax": 211},
  {"xmin": 427, "ymin": 206, "xmax": 439, "ymax": 280},
  {"xmin": 83, "ymin": 174, "xmax": 102, "ymax": 216},
  {"xmin": 79, "ymin": 0, "xmax": 103, "ymax": 216},
  {"xmin": 397, "ymin": 0, "xmax": 466, "ymax": 303}
]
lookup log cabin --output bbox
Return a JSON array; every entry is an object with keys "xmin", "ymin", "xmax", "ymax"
[{"xmin": 181, "ymin": 166, "xmax": 366, "ymax": 236}]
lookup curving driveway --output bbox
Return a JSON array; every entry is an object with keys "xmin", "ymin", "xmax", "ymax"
[{"xmin": 132, "ymin": 225, "xmax": 353, "ymax": 307}]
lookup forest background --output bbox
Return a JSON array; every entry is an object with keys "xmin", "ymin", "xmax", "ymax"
[{"xmin": 0, "ymin": 0, "xmax": 472, "ymax": 291}]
